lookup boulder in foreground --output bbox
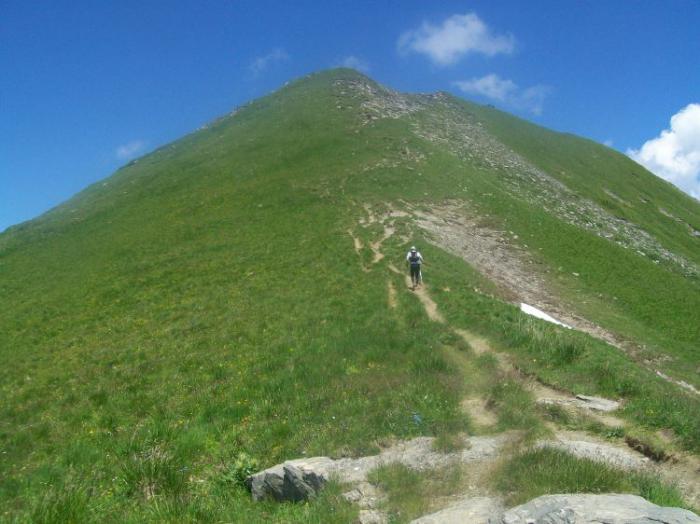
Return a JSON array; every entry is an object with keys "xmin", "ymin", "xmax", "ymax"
[{"xmin": 496, "ymin": 493, "xmax": 699, "ymax": 524}]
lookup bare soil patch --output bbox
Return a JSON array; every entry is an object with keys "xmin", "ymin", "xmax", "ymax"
[
  {"xmin": 410, "ymin": 201, "xmax": 621, "ymax": 346},
  {"xmin": 461, "ymin": 398, "xmax": 499, "ymax": 428}
]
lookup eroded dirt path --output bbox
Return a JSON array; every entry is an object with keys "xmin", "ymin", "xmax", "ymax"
[
  {"xmin": 408, "ymin": 201, "xmax": 699, "ymax": 397},
  {"xmin": 402, "ymin": 252, "xmax": 700, "ymax": 511},
  {"xmin": 408, "ymin": 280, "xmax": 444, "ymax": 323},
  {"xmin": 348, "ymin": 228, "xmax": 364, "ymax": 252},
  {"xmin": 370, "ymin": 225, "xmax": 395, "ymax": 264},
  {"xmin": 355, "ymin": 203, "xmax": 627, "ymax": 426},
  {"xmin": 348, "ymin": 204, "xmax": 700, "ymax": 517},
  {"xmin": 437, "ymin": 291, "xmax": 698, "ymax": 508}
]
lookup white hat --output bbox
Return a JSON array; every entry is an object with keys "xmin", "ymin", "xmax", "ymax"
[{"xmin": 410, "ymin": 246, "xmax": 416, "ymax": 251}]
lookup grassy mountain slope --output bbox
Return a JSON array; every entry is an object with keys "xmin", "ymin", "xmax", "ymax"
[
  {"xmin": 450, "ymin": 99, "xmax": 699, "ymax": 385},
  {"xmin": 1, "ymin": 69, "xmax": 698, "ymax": 521}
]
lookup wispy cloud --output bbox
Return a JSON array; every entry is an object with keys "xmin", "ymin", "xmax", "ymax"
[
  {"xmin": 454, "ymin": 74, "xmax": 515, "ymax": 101},
  {"xmin": 453, "ymin": 74, "xmax": 550, "ymax": 115},
  {"xmin": 398, "ymin": 13, "xmax": 514, "ymax": 66},
  {"xmin": 115, "ymin": 140, "xmax": 145, "ymax": 160},
  {"xmin": 249, "ymin": 48, "xmax": 289, "ymax": 76},
  {"xmin": 452, "ymin": 73, "xmax": 551, "ymax": 115},
  {"xmin": 338, "ymin": 55, "xmax": 370, "ymax": 73},
  {"xmin": 627, "ymin": 103, "xmax": 700, "ymax": 199}
]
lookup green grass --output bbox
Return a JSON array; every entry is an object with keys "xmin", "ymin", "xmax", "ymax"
[
  {"xmin": 424, "ymin": 244, "xmax": 700, "ymax": 452},
  {"xmin": 1, "ymin": 68, "xmax": 699, "ymax": 520},
  {"xmin": 493, "ymin": 448, "xmax": 688, "ymax": 510},
  {"xmin": 538, "ymin": 402, "xmax": 626, "ymax": 441},
  {"xmin": 487, "ymin": 377, "xmax": 544, "ymax": 436},
  {"xmin": 0, "ymin": 70, "xmax": 473, "ymax": 521},
  {"xmin": 26, "ymin": 477, "xmax": 357, "ymax": 524},
  {"xmin": 454, "ymin": 100, "xmax": 700, "ymax": 388},
  {"xmin": 368, "ymin": 463, "xmax": 465, "ymax": 523},
  {"xmin": 469, "ymin": 99, "xmax": 700, "ymax": 271}
]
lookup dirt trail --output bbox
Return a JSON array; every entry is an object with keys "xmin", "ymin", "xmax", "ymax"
[
  {"xmin": 403, "ymin": 266, "xmax": 619, "ymax": 432},
  {"xmin": 461, "ymin": 398, "xmax": 499, "ymax": 428},
  {"xmin": 387, "ymin": 280, "xmax": 397, "ymax": 309},
  {"xmin": 408, "ymin": 280, "xmax": 444, "ymax": 323},
  {"xmin": 342, "ymin": 204, "xmax": 699, "ymax": 517},
  {"xmin": 406, "ymin": 275, "xmax": 700, "ymax": 508},
  {"xmin": 348, "ymin": 229, "xmax": 363, "ymax": 252},
  {"xmin": 453, "ymin": 329, "xmax": 491, "ymax": 356},
  {"xmin": 357, "ymin": 204, "xmax": 627, "ymax": 426},
  {"xmin": 409, "ymin": 201, "xmax": 699, "ymax": 397},
  {"xmin": 410, "ymin": 202, "xmax": 622, "ymax": 345},
  {"xmin": 370, "ymin": 225, "xmax": 395, "ymax": 264}
]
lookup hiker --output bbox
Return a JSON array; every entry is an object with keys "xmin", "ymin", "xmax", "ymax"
[{"xmin": 406, "ymin": 246, "xmax": 424, "ymax": 290}]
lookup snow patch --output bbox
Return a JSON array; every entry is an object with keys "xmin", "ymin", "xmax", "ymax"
[{"xmin": 520, "ymin": 303, "xmax": 572, "ymax": 329}]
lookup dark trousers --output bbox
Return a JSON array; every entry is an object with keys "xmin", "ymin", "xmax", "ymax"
[{"xmin": 410, "ymin": 264, "xmax": 421, "ymax": 283}]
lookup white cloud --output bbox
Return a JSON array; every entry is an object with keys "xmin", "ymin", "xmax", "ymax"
[
  {"xmin": 115, "ymin": 140, "xmax": 145, "ymax": 160},
  {"xmin": 604, "ymin": 139, "xmax": 614, "ymax": 147},
  {"xmin": 339, "ymin": 55, "xmax": 370, "ymax": 73},
  {"xmin": 453, "ymin": 74, "xmax": 550, "ymax": 115},
  {"xmin": 249, "ymin": 48, "xmax": 289, "ymax": 76},
  {"xmin": 627, "ymin": 103, "xmax": 700, "ymax": 199},
  {"xmin": 454, "ymin": 74, "xmax": 515, "ymax": 101},
  {"xmin": 398, "ymin": 13, "xmax": 514, "ymax": 66}
]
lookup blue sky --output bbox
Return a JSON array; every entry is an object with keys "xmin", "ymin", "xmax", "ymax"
[{"xmin": 2, "ymin": 1, "xmax": 699, "ymax": 231}]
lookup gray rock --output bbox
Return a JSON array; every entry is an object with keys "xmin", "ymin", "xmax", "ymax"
[
  {"xmin": 411, "ymin": 496, "xmax": 503, "ymax": 524},
  {"xmin": 246, "ymin": 457, "xmax": 335, "ymax": 501},
  {"xmin": 496, "ymin": 494, "xmax": 700, "ymax": 524},
  {"xmin": 281, "ymin": 464, "xmax": 319, "ymax": 501},
  {"xmin": 574, "ymin": 394, "xmax": 620, "ymax": 412},
  {"xmin": 343, "ymin": 482, "xmax": 384, "ymax": 509}
]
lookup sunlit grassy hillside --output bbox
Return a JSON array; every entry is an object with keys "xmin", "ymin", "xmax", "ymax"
[{"xmin": 1, "ymin": 69, "xmax": 698, "ymax": 522}]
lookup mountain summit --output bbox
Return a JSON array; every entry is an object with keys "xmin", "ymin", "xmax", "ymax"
[{"xmin": 2, "ymin": 69, "xmax": 699, "ymax": 521}]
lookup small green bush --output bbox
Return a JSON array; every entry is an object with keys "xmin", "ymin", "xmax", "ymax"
[{"xmin": 219, "ymin": 452, "xmax": 260, "ymax": 487}]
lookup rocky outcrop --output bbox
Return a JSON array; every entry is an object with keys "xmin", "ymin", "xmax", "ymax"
[
  {"xmin": 495, "ymin": 493, "xmax": 700, "ymax": 524},
  {"xmin": 410, "ymin": 496, "xmax": 503, "ymax": 524},
  {"xmin": 246, "ymin": 457, "xmax": 334, "ymax": 501}
]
